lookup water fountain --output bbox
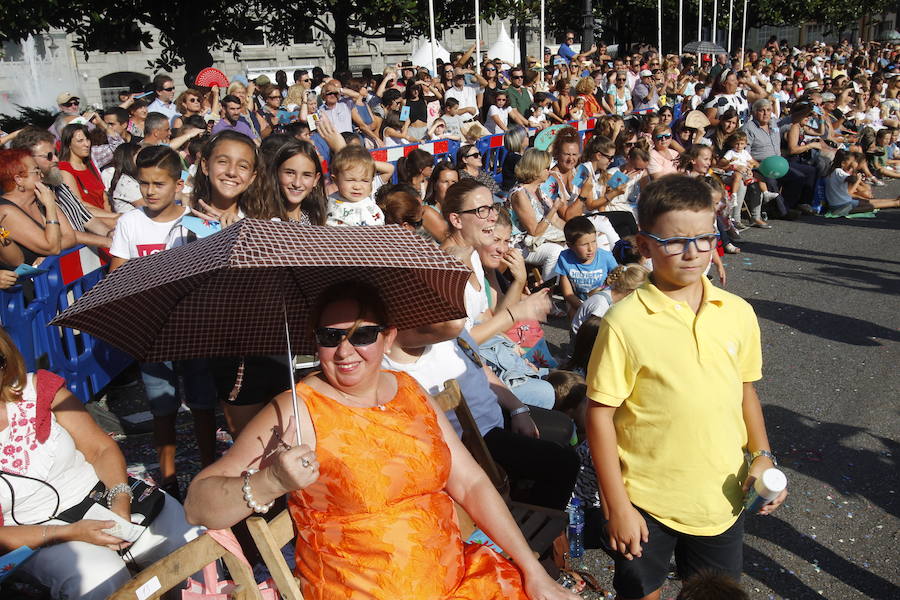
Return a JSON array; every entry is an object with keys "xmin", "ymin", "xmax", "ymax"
[{"xmin": 0, "ymin": 33, "xmax": 85, "ymax": 118}]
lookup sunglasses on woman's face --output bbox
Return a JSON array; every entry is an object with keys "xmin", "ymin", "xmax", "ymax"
[
  {"xmin": 407, "ymin": 218, "xmax": 424, "ymax": 228},
  {"xmin": 315, "ymin": 325, "xmax": 385, "ymax": 348},
  {"xmin": 466, "ymin": 151, "xmax": 482, "ymax": 159},
  {"xmin": 655, "ymin": 133, "xmax": 672, "ymax": 140}
]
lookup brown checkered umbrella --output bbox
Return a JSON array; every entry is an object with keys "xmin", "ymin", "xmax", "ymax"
[{"xmin": 52, "ymin": 219, "xmax": 471, "ymax": 362}]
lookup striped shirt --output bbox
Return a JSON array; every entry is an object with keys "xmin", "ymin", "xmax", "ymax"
[{"xmin": 52, "ymin": 183, "xmax": 91, "ymax": 232}]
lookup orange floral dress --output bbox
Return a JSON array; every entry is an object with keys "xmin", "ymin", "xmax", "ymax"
[{"xmin": 288, "ymin": 371, "xmax": 528, "ymax": 600}]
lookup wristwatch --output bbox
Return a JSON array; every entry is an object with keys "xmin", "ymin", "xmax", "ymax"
[
  {"xmin": 749, "ymin": 449, "xmax": 777, "ymax": 466},
  {"xmin": 577, "ymin": 195, "xmax": 587, "ymax": 202}
]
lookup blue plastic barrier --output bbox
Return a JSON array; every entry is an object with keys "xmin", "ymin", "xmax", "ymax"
[{"xmin": 1, "ymin": 246, "xmax": 133, "ymax": 402}]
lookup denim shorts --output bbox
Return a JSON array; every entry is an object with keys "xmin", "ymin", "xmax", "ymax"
[{"xmin": 139, "ymin": 360, "xmax": 217, "ymax": 417}]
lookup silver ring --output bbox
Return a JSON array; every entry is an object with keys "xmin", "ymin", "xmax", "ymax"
[{"xmin": 301, "ymin": 457, "xmax": 312, "ymax": 469}]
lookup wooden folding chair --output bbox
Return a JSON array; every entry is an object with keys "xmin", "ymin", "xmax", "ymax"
[
  {"xmin": 109, "ymin": 528, "xmax": 262, "ymax": 600},
  {"xmin": 246, "ymin": 510, "xmax": 304, "ymax": 600},
  {"xmin": 434, "ymin": 379, "xmax": 567, "ymax": 577}
]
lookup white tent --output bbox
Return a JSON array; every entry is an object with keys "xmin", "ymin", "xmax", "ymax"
[
  {"xmin": 486, "ymin": 23, "xmax": 520, "ymax": 65},
  {"xmin": 410, "ymin": 37, "xmax": 450, "ymax": 70}
]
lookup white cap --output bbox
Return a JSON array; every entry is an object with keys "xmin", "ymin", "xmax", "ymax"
[{"xmin": 639, "ymin": 69, "xmax": 653, "ymax": 77}]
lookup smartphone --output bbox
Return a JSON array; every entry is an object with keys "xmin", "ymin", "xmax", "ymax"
[
  {"xmin": 399, "ymin": 106, "xmax": 411, "ymax": 122},
  {"xmin": 530, "ymin": 276, "xmax": 558, "ymax": 293}
]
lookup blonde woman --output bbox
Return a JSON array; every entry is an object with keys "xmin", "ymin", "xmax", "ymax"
[
  {"xmin": 574, "ymin": 76, "xmax": 602, "ymax": 118},
  {"xmin": 509, "ymin": 148, "xmax": 567, "ymax": 281}
]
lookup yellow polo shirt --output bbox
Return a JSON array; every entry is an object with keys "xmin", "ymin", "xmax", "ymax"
[{"xmin": 586, "ymin": 277, "xmax": 762, "ymax": 535}]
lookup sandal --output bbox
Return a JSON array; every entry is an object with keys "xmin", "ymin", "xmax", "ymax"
[{"xmin": 724, "ymin": 243, "xmax": 741, "ymax": 254}]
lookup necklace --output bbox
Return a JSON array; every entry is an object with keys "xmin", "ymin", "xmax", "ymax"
[{"xmin": 330, "ymin": 379, "xmax": 386, "ymax": 411}]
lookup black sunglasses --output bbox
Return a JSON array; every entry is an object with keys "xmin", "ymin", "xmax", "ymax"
[
  {"xmin": 32, "ymin": 151, "xmax": 56, "ymax": 160},
  {"xmin": 315, "ymin": 325, "xmax": 385, "ymax": 348},
  {"xmin": 162, "ymin": 87, "xmax": 175, "ymax": 92},
  {"xmin": 465, "ymin": 151, "xmax": 482, "ymax": 158},
  {"xmin": 325, "ymin": 91, "xmax": 339, "ymax": 97},
  {"xmin": 407, "ymin": 218, "xmax": 424, "ymax": 228},
  {"xmin": 61, "ymin": 100, "xmax": 79, "ymax": 107}
]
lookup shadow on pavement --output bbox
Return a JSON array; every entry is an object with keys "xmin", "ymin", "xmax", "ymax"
[
  {"xmin": 763, "ymin": 405, "xmax": 899, "ymax": 518},
  {"xmin": 742, "ymin": 241, "xmax": 900, "ymax": 271},
  {"xmin": 745, "ymin": 265, "xmax": 900, "ymax": 296},
  {"xmin": 748, "ymin": 299, "xmax": 900, "ymax": 346},
  {"xmin": 746, "ymin": 515, "xmax": 900, "ymax": 600}
]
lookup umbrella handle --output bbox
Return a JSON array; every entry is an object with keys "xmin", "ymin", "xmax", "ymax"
[{"xmin": 283, "ymin": 299, "xmax": 303, "ymax": 447}]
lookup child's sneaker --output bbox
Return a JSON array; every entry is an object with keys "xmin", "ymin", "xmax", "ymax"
[{"xmin": 761, "ymin": 191, "xmax": 780, "ymax": 202}]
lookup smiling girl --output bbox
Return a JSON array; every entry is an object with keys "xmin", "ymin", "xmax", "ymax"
[{"xmin": 190, "ymin": 131, "xmax": 258, "ymax": 227}]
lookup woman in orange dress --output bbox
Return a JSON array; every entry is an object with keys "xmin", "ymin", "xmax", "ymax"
[{"xmin": 185, "ymin": 281, "xmax": 578, "ymax": 600}]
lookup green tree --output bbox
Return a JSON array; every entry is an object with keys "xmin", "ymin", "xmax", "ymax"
[{"xmin": 0, "ymin": 0, "xmax": 522, "ymax": 76}]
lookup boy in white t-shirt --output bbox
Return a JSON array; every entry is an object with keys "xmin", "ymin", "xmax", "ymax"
[
  {"xmin": 325, "ymin": 145, "xmax": 385, "ymax": 226},
  {"xmin": 108, "ymin": 145, "xmax": 216, "ymax": 500}
]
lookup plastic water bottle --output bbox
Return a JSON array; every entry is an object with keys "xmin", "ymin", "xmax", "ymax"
[
  {"xmin": 744, "ymin": 468, "xmax": 787, "ymax": 514},
  {"xmin": 567, "ymin": 497, "xmax": 585, "ymax": 558}
]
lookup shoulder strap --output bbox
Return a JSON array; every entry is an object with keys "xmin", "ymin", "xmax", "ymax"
[{"xmin": 35, "ymin": 370, "xmax": 65, "ymax": 444}]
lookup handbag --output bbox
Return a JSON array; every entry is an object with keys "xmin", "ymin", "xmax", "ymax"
[{"xmin": 182, "ymin": 529, "xmax": 278, "ymax": 600}]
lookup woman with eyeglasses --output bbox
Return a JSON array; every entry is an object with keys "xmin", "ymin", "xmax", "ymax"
[
  {"xmin": 172, "ymin": 89, "xmax": 205, "ymax": 130},
  {"xmin": 563, "ymin": 135, "xmax": 623, "ymax": 250},
  {"xmin": 602, "ymin": 72, "xmax": 633, "ymax": 116},
  {"xmin": 253, "ymin": 83, "xmax": 283, "ymax": 139},
  {"xmin": 456, "ymin": 143, "xmax": 501, "ymax": 197},
  {"xmin": 647, "ymin": 124, "xmax": 681, "ymax": 180},
  {"xmin": 477, "ymin": 62, "xmax": 502, "ymax": 122},
  {"xmin": 185, "ymin": 280, "xmax": 579, "ymax": 600},
  {"xmin": 441, "ymin": 179, "xmax": 551, "ymax": 343}
]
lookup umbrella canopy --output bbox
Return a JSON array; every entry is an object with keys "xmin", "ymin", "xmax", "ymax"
[
  {"xmin": 683, "ymin": 41, "xmax": 727, "ymax": 55},
  {"xmin": 52, "ymin": 220, "xmax": 471, "ymax": 362}
]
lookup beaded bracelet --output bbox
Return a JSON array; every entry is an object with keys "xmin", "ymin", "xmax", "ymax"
[
  {"xmin": 242, "ymin": 468, "xmax": 275, "ymax": 514},
  {"xmin": 106, "ymin": 482, "xmax": 134, "ymax": 508}
]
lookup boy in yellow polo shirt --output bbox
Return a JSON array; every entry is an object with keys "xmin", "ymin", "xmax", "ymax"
[{"xmin": 586, "ymin": 174, "xmax": 787, "ymax": 600}]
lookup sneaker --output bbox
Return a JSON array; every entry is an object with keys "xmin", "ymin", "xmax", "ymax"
[
  {"xmin": 761, "ymin": 191, "xmax": 780, "ymax": 202},
  {"xmin": 798, "ymin": 203, "xmax": 817, "ymax": 215},
  {"xmin": 873, "ymin": 178, "xmax": 886, "ymax": 186}
]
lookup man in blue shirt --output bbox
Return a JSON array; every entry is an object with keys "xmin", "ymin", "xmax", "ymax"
[
  {"xmin": 147, "ymin": 74, "xmax": 180, "ymax": 124},
  {"xmin": 557, "ymin": 31, "xmax": 597, "ymax": 66}
]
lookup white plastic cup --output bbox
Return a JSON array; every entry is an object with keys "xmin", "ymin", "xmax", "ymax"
[{"xmin": 744, "ymin": 468, "xmax": 787, "ymax": 514}]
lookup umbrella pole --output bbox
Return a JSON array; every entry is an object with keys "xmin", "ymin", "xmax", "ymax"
[{"xmin": 283, "ymin": 300, "xmax": 303, "ymax": 446}]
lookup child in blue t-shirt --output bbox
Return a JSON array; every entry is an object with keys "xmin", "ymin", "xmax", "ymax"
[{"xmin": 555, "ymin": 216, "xmax": 619, "ymax": 317}]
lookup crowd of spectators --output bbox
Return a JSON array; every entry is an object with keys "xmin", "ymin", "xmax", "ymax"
[{"xmin": 0, "ymin": 32, "xmax": 898, "ymax": 600}]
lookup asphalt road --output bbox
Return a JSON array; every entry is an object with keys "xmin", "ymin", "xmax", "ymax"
[{"xmin": 544, "ymin": 192, "xmax": 900, "ymax": 599}]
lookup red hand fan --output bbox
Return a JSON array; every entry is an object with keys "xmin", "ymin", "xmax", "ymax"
[{"xmin": 195, "ymin": 67, "xmax": 229, "ymax": 88}]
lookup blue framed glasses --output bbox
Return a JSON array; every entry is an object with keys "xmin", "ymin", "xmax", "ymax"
[{"xmin": 639, "ymin": 231, "xmax": 719, "ymax": 255}]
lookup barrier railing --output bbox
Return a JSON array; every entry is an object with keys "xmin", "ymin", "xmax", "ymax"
[{"xmin": 1, "ymin": 246, "xmax": 133, "ymax": 402}]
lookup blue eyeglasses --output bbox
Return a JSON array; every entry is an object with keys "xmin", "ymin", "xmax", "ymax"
[{"xmin": 638, "ymin": 231, "xmax": 719, "ymax": 255}]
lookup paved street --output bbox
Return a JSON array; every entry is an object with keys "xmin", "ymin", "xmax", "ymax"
[
  {"xmin": 104, "ymin": 196, "xmax": 900, "ymax": 599},
  {"xmin": 547, "ymin": 198, "xmax": 900, "ymax": 599}
]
